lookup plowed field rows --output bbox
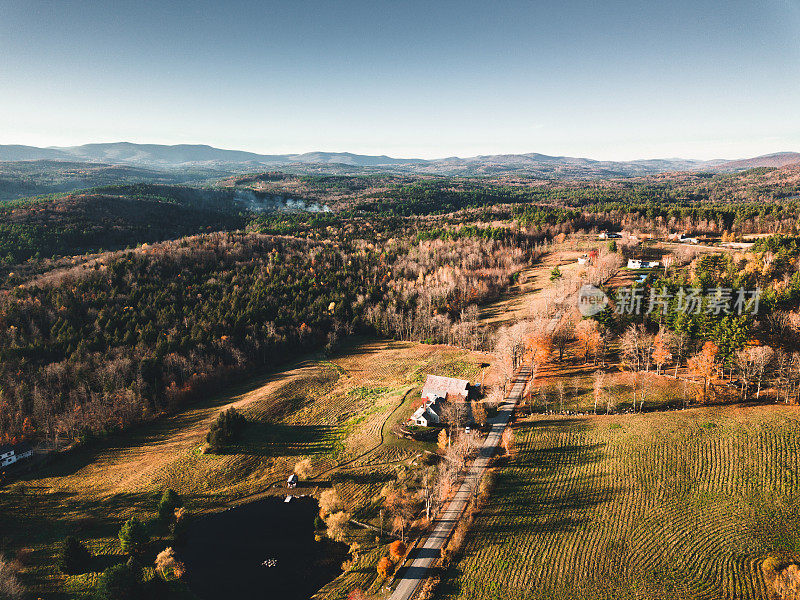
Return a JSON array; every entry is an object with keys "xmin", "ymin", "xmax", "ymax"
[{"xmin": 438, "ymin": 406, "xmax": 800, "ymax": 600}]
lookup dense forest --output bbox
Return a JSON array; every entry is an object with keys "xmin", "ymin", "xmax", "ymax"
[
  {"xmin": 0, "ymin": 191, "xmax": 247, "ymax": 266},
  {"xmin": 4, "ymin": 164, "xmax": 800, "ymax": 269}
]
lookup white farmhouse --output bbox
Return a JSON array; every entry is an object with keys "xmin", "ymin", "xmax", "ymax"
[
  {"xmin": 627, "ymin": 259, "xmax": 661, "ymax": 270},
  {"xmin": 410, "ymin": 402, "xmax": 441, "ymax": 427},
  {"xmin": 0, "ymin": 444, "xmax": 32, "ymax": 468},
  {"xmin": 409, "ymin": 375, "xmax": 471, "ymax": 427}
]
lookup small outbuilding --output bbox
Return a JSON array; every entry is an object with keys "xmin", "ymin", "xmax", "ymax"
[{"xmin": 287, "ymin": 473, "xmax": 298, "ymax": 489}]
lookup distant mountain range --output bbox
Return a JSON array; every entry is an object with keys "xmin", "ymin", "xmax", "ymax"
[
  {"xmin": 708, "ymin": 152, "xmax": 800, "ymax": 170},
  {"xmin": 1, "ymin": 142, "xmax": 798, "ymax": 179},
  {"xmin": 0, "ymin": 143, "xmax": 420, "ymax": 169}
]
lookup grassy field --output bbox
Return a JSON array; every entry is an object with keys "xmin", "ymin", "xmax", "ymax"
[
  {"xmin": 480, "ymin": 250, "xmax": 584, "ymax": 327},
  {"xmin": 0, "ymin": 338, "xmax": 486, "ymax": 598},
  {"xmin": 437, "ymin": 406, "xmax": 800, "ymax": 600},
  {"xmin": 529, "ymin": 363, "xmax": 695, "ymax": 414}
]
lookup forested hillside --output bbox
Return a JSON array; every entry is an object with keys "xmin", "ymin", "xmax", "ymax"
[
  {"xmin": 0, "ymin": 185, "xmax": 251, "ymax": 266},
  {"xmin": 0, "ymin": 160, "xmax": 224, "ymax": 201},
  {"xmin": 0, "ymin": 229, "xmax": 531, "ymax": 443},
  {"xmin": 228, "ymin": 166, "xmax": 800, "ymax": 236}
]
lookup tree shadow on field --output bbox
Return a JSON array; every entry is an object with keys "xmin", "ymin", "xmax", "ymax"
[
  {"xmin": 330, "ymin": 470, "xmax": 394, "ymax": 485},
  {"xmin": 14, "ymin": 367, "xmax": 311, "ymax": 483},
  {"xmin": 525, "ymin": 443, "xmax": 605, "ymax": 470},
  {"xmin": 321, "ymin": 335, "xmax": 392, "ymax": 370},
  {"xmin": 229, "ymin": 422, "xmax": 339, "ymax": 457},
  {"xmin": 462, "ymin": 439, "xmax": 614, "ymax": 556},
  {"xmin": 527, "ymin": 417, "xmax": 591, "ymax": 433},
  {"xmin": 433, "ymin": 564, "xmax": 464, "ymax": 598}
]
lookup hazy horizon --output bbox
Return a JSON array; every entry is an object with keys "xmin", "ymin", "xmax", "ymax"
[
  {"xmin": 2, "ymin": 0, "xmax": 800, "ymax": 160},
  {"xmin": 4, "ymin": 139, "xmax": 800, "ymax": 163}
]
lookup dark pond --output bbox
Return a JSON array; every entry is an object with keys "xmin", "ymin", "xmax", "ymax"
[{"xmin": 181, "ymin": 496, "xmax": 348, "ymax": 600}]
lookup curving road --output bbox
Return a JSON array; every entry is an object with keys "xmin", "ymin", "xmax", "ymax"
[{"xmin": 388, "ymin": 366, "xmax": 531, "ymax": 600}]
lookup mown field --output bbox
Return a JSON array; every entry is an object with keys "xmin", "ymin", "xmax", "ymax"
[
  {"xmin": 0, "ymin": 338, "xmax": 486, "ymax": 599},
  {"xmin": 438, "ymin": 406, "xmax": 800, "ymax": 600}
]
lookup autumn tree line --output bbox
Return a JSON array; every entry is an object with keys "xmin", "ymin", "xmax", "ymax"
[{"xmin": 491, "ymin": 236, "xmax": 800, "ymax": 412}]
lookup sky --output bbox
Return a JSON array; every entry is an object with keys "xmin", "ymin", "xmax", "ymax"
[{"xmin": 1, "ymin": 0, "xmax": 799, "ymax": 160}]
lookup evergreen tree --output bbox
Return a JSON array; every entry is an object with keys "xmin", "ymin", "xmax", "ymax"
[
  {"xmin": 96, "ymin": 563, "xmax": 142, "ymax": 600},
  {"xmin": 59, "ymin": 536, "xmax": 92, "ymax": 574},
  {"xmin": 118, "ymin": 518, "xmax": 150, "ymax": 555},
  {"xmin": 206, "ymin": 408, "xmax": 247, "ymax": 452},
  {"xmin": 157, "ymin": 489, "xmax": 183, "ymax": 525}
]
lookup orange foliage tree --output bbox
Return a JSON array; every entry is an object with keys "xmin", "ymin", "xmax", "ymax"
[
  {"xmin": 652, "ymin": 332, "xmax": 673, "ymax": 376},
  {"xmin": 575, "ymin": 319, "xmax": 601, "ymax": 364},
  {"xmin": 501, "ymin": 428, "xmax": 516, "ymax": 456},
  {"xmin": 687, "ymin": 342, "xmax": 719, "ymax": 404},
  {"xmin": 389, "ymin": 540, "xmax": 407, "ymax": 562},
  {"xmin": 377, "ymin": 556, "xmax": 394, "ymax": 578}
]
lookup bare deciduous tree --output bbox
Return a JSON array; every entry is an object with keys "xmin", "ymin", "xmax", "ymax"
[
  {"xmin": 557, "ymin": 381, "xmax": 566, "ymax": 413},
  {"xmin": 294, "ymin": 458, "xmax": 313, "ymax": 480},
  {"xmin": 0, "ymin": 555, "xmax": 24, "ymax": 600},
  {"xmin": 319, "ymin": 488, "xmax": 343, "ymax": 517},
  {"xmin": 552, "ymin": 319, "xmax": 575, "ymax": 363},
  {"xmin": 155, "ymin": 547, "xmax": 186, "ymax": 580},
  {"xmin": 751, "ymin": 346, "xmax": 775, "ymax": 400},
  {"xmin": 324, "ymin": 510, "xmax": 352, "ymax": 542},
  {"xmin": 592, "ymin": 371, "xmax": 606, "ymax": 415},
  {"xmin": 384, "ymin": 486, "xmax": 418, "ymax": 542}
]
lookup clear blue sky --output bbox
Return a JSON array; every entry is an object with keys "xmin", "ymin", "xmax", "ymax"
[{"xmin": 1, "ymin": 0, "xmax": 799, "ymax": 159}]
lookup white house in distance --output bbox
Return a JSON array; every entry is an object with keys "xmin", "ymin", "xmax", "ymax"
[
  {"xmin": 409, "ymin": 375, "xmax": 471, "ymax": 427},
  {"xmin": 627, "ymin": 259, "xmax": 661, "ymax": 270},
  {"xmin": 0, "ymin": 443, "xmax": 33, "ymax": 468},
  {"xmin": 598, "ymin": 231, "xmax": 622, "ymax": 239}
]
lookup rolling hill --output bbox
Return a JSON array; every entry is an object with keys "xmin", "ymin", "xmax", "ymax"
[
  {"xmin": 714, "ymin": 151, "xmax": 800, "ymax": 170},
  {"xmin": 0, "ymin": 185, "xmax": 251, "ymax": 265},
  {"xmin": 3, "ymin": 142, "xmax": 797, "ymax": 179},
  {"xmin": 0, "ymin": 160, "xmax": 231, "ymax": 201}
]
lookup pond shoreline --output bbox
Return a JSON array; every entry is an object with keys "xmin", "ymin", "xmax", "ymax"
[{"xmin": 180, "ymin": 495, "xmax": 348, "ymax": 600}]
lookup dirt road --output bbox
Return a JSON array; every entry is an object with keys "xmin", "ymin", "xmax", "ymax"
[{"xmin": 388, "ymin": 365, "xmax": 531, "ymax": 600}]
